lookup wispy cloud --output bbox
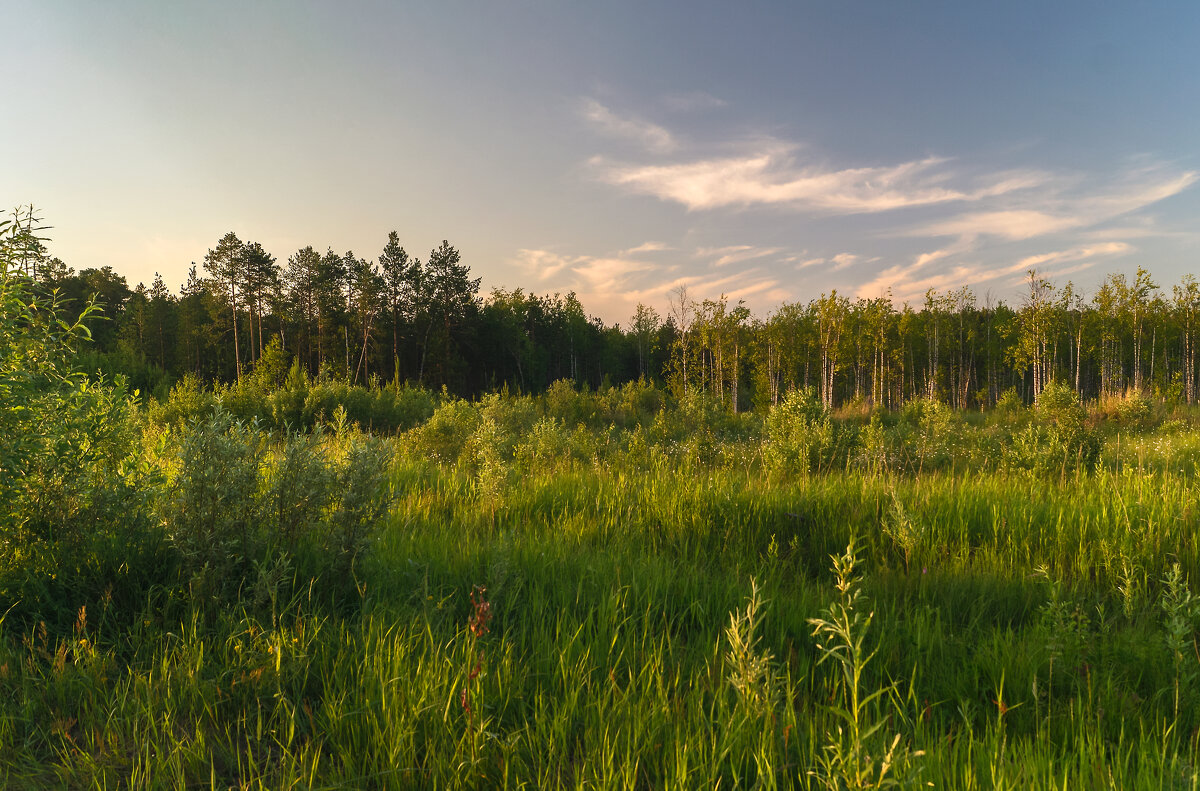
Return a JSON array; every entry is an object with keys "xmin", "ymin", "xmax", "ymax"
[
  {"xmin": 584, "ymin": 108, "xmax": 1195, "ymax": 250},
  {"xmin": 581, "ymin": 99, "xmax": 675, "ymax": 153},
  {"xmin": 914, "ymin": 165, "xmax": 1197, "ymax": 240},
  {"xmin": 726, "ymin": 278, "xmax": 781, "ymax": 302},
  {"xmin": 696, "ymin": 244, "xmax": 782, "ymax": 267},
  {"xmin": 592, "ymin": 143, "xmax": 1048, "ymax": 214},
  {"xmin": 511, "ymin": 247, "xmax": 657, "ymax": 295},
  {"xmin": 831, "ymin": 253, "xmax": 866, "ymax": 271},
  {"xmin": 571, "ymin": 256, "xmax": 657, "ymax": 292},
  {"xmin": 1079, "ymin": 167, "xmax": 1198, "ymax": 218},
  {"xmin": 1015, "ymin": 242, "xmax": 1132, "ymax": 272},
  {"xmin": 620, "ymin": 241, "xmax": 672, "ymax": 255},
  {"xmin": 575, "ymin": 106, "xmax": 1198, "ymax": 313},
  {"xmin": 621, "ymin": 269, "xmax": 783, "ymax": 307},
  {"xmin": 793, "ymin": 252, "xmax": 872, "ymax": 272},
  {"xmin": 596, "ymin": 147, "xmax": 966, "ymax": 212},
  {"xmin": 918, "ymin": 209, "xmax": 1080, "ymax": 240},
  {"xmin": 514, "ymin": 247, "xmax": 576, "ymax": 281},
  {"xmin": 856, "ymin": 242, "xmax": 1133, "ymax": 302},
  {"xmin": 511, "ymin": 244, "xmax": 788, "ymax": 320}
]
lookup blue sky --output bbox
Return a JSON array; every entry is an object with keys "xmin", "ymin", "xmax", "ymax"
[{"xmin": 7, "ymin": 1, "xmax": 1200, "ymax": 322}]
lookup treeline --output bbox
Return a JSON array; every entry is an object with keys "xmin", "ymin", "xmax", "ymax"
[
  {"xmin": 24, "ymin": 221, "xmax": 1200, "ymax": 410},
  {"xmin": 35, "ymin": 232, "xmax": 650, "ymax": 398}
]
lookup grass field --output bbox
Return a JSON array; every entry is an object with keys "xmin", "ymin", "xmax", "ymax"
[{"xmin": 3, "ymin": 382, "xmax": 1200, "ymax": 789}]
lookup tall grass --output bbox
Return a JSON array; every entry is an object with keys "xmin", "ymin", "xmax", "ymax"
[{"xmin": 4, "ymin": 387, "xmax": 1200, "ymax": 787}]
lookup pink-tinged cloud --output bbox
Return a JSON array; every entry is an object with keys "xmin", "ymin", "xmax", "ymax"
[
  {"xmin": 857, "ymin": 242, "xmax": 1133, "ymax": 302},
  {"xmin": 514, "ymin": 248, "xmax": 576, "ymax": 280},
  {"xmin": 831, "ymin": 253, "xmax": 861, "ymax": 271},
  {"xmin": 512, "ymin": 248, "xmax": 656, "ymax": 292},
  {"xmin": 571, "ymin": 256, "xmax": 657, "ymax": 292},
  {"xmin": 918, "ymin": 210, "xmax": 1081, "ymax": 240},
  {"xmin": 696, "ymin": 244, "xmax": 782, "ymax": 267},
  {"xmin": 620, "ymin": 241, "xmax": 672, "ymax": 255},
  {"xmin": 591, "ymin": 145, "xmax": 1044, "ymax": 214},
  {"xmin": 1015, "ymin": 242, "xmax": 1132, "ymax": 271},
  {"xmin": 915, "ymin": 167, "xmax": 1197, "ymax": 240}
]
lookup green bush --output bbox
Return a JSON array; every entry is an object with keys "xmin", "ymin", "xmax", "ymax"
[
  {"xmin": 146, "ymin": 373, "xmax": 218, "ymax": 427},
  {"xmin": 763, "ymin": 387, "xmax": 853, "ymax": 475},
  {"xmin": 996, "ymin": 386, "xmax": 1026, "ymax": 414},
  {"xmin": 159, "ymin": 411, "xmax": 394, "ymax": 608},
  {"xmin": 0, "ymin": 253, "xmax": 163, "ymax": 628},
  {"xmin": 407, "ymin": 395, "xmax": 481, "ymax": 465},
  {"xmin": 1004, "ymin": 382, "xmax": 1100, "ymax": 474},
  {"xmin": 1115, "ymin": 391, "xmax": 1153, "ymax": 427},
  {"xmin": 544, "ymin": 378, "xmax": 594, "ymax": 426},
  {"xmin": 895, "ymin": 396, "xmax": 960, "ymax": 471},
  {"xmin": 325, "ymin": 434, "xmax": 393, "ymax": 578},
  {"xmin": 160, "ymin": 410, "xmax": 266, "ymax": 602}
]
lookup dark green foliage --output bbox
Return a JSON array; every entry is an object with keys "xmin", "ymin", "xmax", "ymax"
[
  {"xmin": 20, "ymin": 217, "xmax": 1200, "ymax": 417},
  {"xmin": 147, "ymin": 362, "xmax": 436, "ymax": 435},
  {"xmin": 162, "ymin": 410, "xmax": 266, "ymax": 602},
  {"xmin": 158, "ymin": 410, "xmax": 395, "ymax": 608}
]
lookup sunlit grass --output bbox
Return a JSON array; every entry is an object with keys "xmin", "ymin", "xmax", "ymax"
[{"xmin": 4, "ymin": 399, "xmax": 1200, "ymax": 787}]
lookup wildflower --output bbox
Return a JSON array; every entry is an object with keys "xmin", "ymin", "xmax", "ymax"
[{"xmin": 469, "ymin": 586, "xmax": 492, "ymax": 637}]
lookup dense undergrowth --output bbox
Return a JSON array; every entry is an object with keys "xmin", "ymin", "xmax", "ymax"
[{"xmin": 5, "ymin": 264, "xmax": 1200, "ymax": 786}]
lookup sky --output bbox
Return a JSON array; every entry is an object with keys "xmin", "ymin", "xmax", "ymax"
[{"xmin": 6, "ymin": 1, "xmax": 1200, "ymax": 323}]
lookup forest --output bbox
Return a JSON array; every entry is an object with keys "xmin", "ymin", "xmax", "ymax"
[
  {"xmin": 5, "ymin": 207, "xmax": 1200, "ymax": 788},
  {"xmin": 15, "ymin": 207, "xmax": 1199, "ymax": 413}
]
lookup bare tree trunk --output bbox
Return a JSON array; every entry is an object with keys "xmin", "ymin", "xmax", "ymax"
[{"xmin": 231, "ymin": 284, "xmax": 241, "ymax": 379}]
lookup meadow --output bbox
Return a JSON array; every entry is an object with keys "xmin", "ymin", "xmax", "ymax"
[{"xmin": 4, "ymin": 353, "xmax": 1200, "ymax": 789}]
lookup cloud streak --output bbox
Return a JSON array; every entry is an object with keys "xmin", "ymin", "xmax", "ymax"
[
  {"xmin": 581, "ymin": 99, "xmax": 676, "ymax": 153},
  {"xmin": 856, "ymin": 242, "xmax": 1133, "ymax": 302},
  {"xmin": 914, "ymin": 166, "xmax": 1197, "ymax": 240},
  {"xmin": 696, "ymin": 244, "xmax": 782, "ymax": 267},
  {"xmin": 510, "ymin": 244, "xmax": 789, "ymax": 320},
  {"xmin": 512, "ymin": 246, "xmax": 658, "ymax": 297},
  {"xmin": 620, "ymin": 241, "xmax": 672, "ymax": 255},
  {"xmin": 591, "ymin": 142, "xmax": 1049, "ymax": 214}
]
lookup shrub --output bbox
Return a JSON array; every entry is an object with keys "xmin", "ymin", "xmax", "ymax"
[
  {"xmin": 1093, "ymin": 390, "xmax": 1154, "ymax": 428},
  {"xmin": 897, "ymin": 397, "xmax": 959, "ymax": 471},
  {"xmin": 995, "ymin": 386, "xmax": 1025, "ymax": 414},
  {"xmin": 325, "ymin": 435, "xmax": 393, "ymax": 577},
  {"xmin": 268, "ymin": 360, "xmax": 310, "ymax": 428},
  {"xmin": 763, "ymin": 387, "xmax": 852, "ymax": 475},
  {"xmin": 0, "ymin": 261, "xmax": 142, "ymax": 550},
  {"xmin": 594, "ymin": 378, "xmax": 666, "ymax": 428},
  {"xmin": 145, "ymin": 374, "xmax": 217, "ymax": 428},
  {"xmin": 160, "ymin": 410, "xmax": 265, "ymax": 602},
  {"xmin": 544, "ymin": 378, "xmax": 593, "ymax": 426},
  {"xmin": 513, "ymin": 415, "xmax": 572, "ymax": 470},
  {"xmin": 1115, "ymin": 391, "xmax": 1153, "ymax": 427},
  {"xmin": 1035, "ymin": 381, "xmax": 1087, "ymax": 430},
  {"xmin": 263, "ymin": 429, "xmax": 336, "ymax": 551},
  {"xmin": 407, "ymin": 396, "xmax": 481, "ymax": 465},
  {"xmin": 1004, "ymin": 383, "xmax": 1100, "ymax": 474}
]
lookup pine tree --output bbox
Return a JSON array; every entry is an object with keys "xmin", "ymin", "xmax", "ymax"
[{"xmin": 203, "ymin": 232, "xmax": 245, "ymax": 378}]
